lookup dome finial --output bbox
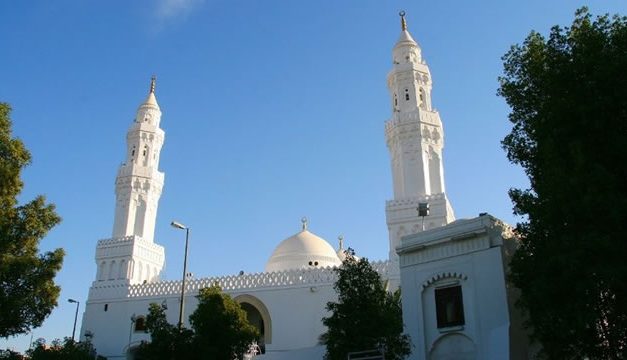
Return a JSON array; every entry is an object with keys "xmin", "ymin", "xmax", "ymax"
[
  {"xmin": 399, "ymin": 10, "xmax": 407, "ymax": 31},
  {"xmin": 150, "ymin": 75, "xmax": 156, "ymax": 94},
  {"xmin": 338, "ymin": 235, "xmax": 344, "ymax": 250},
  {"xmin": 301, "ymin": 217, "xmax": 308, "ymax": 231}
]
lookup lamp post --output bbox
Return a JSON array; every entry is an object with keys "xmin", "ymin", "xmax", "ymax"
[
  {"xmin": 68, "ymin": 299, "xmax": 80, "ymax": 342},
  {"xmin": 171, "ymin": 221, "xmax": 190, "ymax": 330}
]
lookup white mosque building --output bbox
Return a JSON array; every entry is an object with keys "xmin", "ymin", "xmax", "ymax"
[{"xmin": 79, "ymin": 13, "xmax": 529, "ymax": 360}]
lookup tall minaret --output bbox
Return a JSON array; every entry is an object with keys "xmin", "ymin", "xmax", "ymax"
[
  {"xmin": 92, "ymin": 77, "xmax": 166, "ymax": 285},
  {"xmin": 385, "ymin": 12, "xmax": 455, "ymax": 269},
  {"xmin": 112, "ymin": 76, "xmax": 165, "ymax": 243}
]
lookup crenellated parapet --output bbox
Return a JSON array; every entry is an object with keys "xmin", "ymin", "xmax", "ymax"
[{"xmin": 87, "ymin": 260, "xmax": 391, "ymax": 301}]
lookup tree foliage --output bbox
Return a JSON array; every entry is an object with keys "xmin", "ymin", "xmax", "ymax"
[
  {"xmin": 135, "ymin": 303, "xmax": 194, "ymax": 360},
  {"xmin": 26, "ymin": 338, "xmax": 104, "ymax": 360},
  {"xmin": 189, "ymin": 286, "xmax": 259, "ymax": 359},
  {"xmin": 321, "ymin": 250, "xmax": 411, "ymax": 360},
  {"xmin": 498, "ymin": 8, "xmax": 627, "ymax": 359},
  {"xmin": 0, "ymin": 103, "xmax": 63, "ymax": 337},
  {"xmin": 136, "ymin": 286, "xmax": 258, "ymax": 360}
]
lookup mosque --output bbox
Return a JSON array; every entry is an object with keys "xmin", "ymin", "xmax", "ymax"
[{"xmin": 79, "ymin": 13, "xmax": 530, "ymax": 360}]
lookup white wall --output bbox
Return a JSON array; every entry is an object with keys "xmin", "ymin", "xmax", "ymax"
[{"xmin": 398, "ymin": 215, "xmax": 522, "ymax": 360}]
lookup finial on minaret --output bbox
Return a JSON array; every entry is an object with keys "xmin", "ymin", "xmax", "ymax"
[
  {"xmin": 301, "ymin": 217, "xmax": 308, "ymax": 231},
  {"xmin": 150, "ymin": 75, "xmax": 156, "ymax": 94},
  {"xmin": 399, "ymin": 10, "xmax": 407, "ymax": 31},
  {"xmin": 338, "ymin": 235, "xmax": 344, "ymax": 250}
]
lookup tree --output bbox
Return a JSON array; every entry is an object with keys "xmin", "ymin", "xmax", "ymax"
[
  {"xmin": 189, "ymin": 286, "xmax": 259, "ymax": 359},
  {"xmin": 26, "ymin": 338, "xmax": 104, "ymax": 360},
  {"xmin": 0, "ymin": 349, "xmax": 23, "ymax": 360},
  {"xmin": 321, "ymin": 250, "xmax": 411, "ymax": 360},
  {"xmin": 135, "ymin": 303, "xmax": 194, "ymax": 360},
  {"xmin": 137, "ymin": 286, "xmax": 258, "ymax": 360},
  {"xmin": 498, "ymin": 8, "xmax": 627, "ymax": 359},
  {"xmin": 0, "ymin": 103, "xmax": 64, "ymax": 337}
]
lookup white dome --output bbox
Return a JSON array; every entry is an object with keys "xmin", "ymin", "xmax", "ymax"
[{"xmin": 265, "ymin": 229, "xmax": 342, "ymax": 272}]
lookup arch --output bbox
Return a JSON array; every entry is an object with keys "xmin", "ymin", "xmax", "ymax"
[
  {"xmin": 98, "ymin": 261, "xmax": 106, "ymax": 281},
  {"xmin": 134, "ymin": 316, "xmax": 147, "ymax": 332},
  {"xmin": 133, "ymin": 197, "xmax": 146, "ymax": 237},
  {"xmin": 422, "ymin": 271, "xmax": 468, "ymax": 290},
  {"xmin": 142, "ymin": 145, "xmax": 149, "ymax": 166},
  {"xmin": 108, "ymin": 261, "xmax": 116, "ymax": 280},
  {"xmin": 419, "ymin": 88, "xmax": 426, "ymax": 109},
  {"xmin": 429, "ymin": 333, "xmax": 476, "ymax": 360},
  {"xmin": 137, "ymin": 261, "xmax": 143, "ymax": 282},
  {"xmin": 118, "ymin": 259, "xmax": 127, "ymax": 279},
  {"xmin": 429, "ymin": 147, "xmax": 442, "ymax": 194},
  {"xmin": 234, "ymin": 294, "xmax": 272, "ymax": 346}
]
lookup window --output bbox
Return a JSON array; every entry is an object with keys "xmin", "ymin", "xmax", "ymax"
[
  {"xmin": 134, "ymin": 316, "xmax": 146, "ymax": 332},
  {"xmin": 405, "ymin": 89, "xmax": 410, "ymax": 101},
  {"xmin": 104, "ymin": 304, "xmax": 108, "ymax": 312},
  {"xmin": 435, "ymin": 285, "xmax": 465, "ymax": 328}
]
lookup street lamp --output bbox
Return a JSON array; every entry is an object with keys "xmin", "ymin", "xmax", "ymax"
[
  {"xmin": 68, "ymin": 299, "xmax": 80, "ymax": 342},
  {"xmin": 171, "ymin": 221, "xmax": 190, "ymax": 330}
]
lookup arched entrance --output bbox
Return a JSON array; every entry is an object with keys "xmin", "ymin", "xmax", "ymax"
[{"xmin": 234, "ymin": 294, "xmax": 272, "ymax": 353}]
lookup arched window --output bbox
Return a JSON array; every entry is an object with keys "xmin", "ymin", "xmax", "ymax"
[
  {"xmin": 108, "ymin": 261, "xmax": 116, "ymax": 280},
  {"xmin": 98, "ymin": 261, "xmax": 106, "ymax": 281},
  {"xmin": 142, "ymin": 146, "xmax": 149, "ymax": 166},
  {"xmin": 118, "ymin": 260, "xmax": 127, "ymax": 279},
  {"xmin": 134, "ymin": 316, "xmax": 147, "ymax": 332},
  {"xmin": 137, "ymin": 262, "xmax": 143, "ymax": 282}
]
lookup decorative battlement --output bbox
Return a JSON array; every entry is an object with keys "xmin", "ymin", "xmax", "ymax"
[
  {"xmin": 116, "ymin": 165, "xmax": 164, "ymax": 183},
  {"xmin": 88, "ymin": 260, "xmax": 391, "ymax": 300},
  {"xmin": 97, "ymin": 235, "xmax": 164, "ymax": 252},
  {"xmin": 385, "ymin": 110, "xmax": 441, "ymax": 133},
  {"xmin": 386, "ymin": 194, "xmax": 445, "ymax": 208},
  {"xmin": 97, "ymin": 235, "xmax": 137, "ymax": 247}
]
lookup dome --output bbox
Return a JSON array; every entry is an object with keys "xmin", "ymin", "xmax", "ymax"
[{"xmin": 265, "ymin": 226, "xmax": 342, "ymax": 273}]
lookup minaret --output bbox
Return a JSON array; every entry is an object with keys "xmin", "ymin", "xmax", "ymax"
[
  {"xmin": 92, "ymin": 77, "xmax": 166, "ymax": 285},
  {"xmin": 385, "ymin": 12, "xmax": 455, "ymax": 269},
  {"xmin": 112, "ymin": 76, "xmax": 165, "ymax": 243}
]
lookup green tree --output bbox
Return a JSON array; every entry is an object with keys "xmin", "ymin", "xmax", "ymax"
[
  {"xmin": 137, "ymin": 286, "xmax": 258, "ymax": 360},
  {"xmin": 499, "ymin": 8, "xmax": 627, "ymax": 359},
  {"xmin": 321, "ymin": 250, "xmax": 411, "ymax": 360},
  {"xmin": 0, "ymin": 349, "xmax": 23, "ymax": 360},
  {"xmin": 0, "ymin": 103, "xmax": 63, "ymax": 337},
  {"xmin": 135, "ymin": 303, "xmax": 194, "ymax": 360},
  {"xmin": 189, "ymin": 286, "xmax": 259, "ymax": 359},
  {"xmin": 26, "ymin": 338, "xmax": 103, "ymax": 360}
]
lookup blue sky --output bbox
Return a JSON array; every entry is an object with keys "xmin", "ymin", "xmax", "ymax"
[{"xmin": 2, "ymin": 0, "xmax": 626, "ymax": 352}]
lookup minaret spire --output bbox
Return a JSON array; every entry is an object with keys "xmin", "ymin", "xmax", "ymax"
[
  {"xmin": 399, "ymin": 10, "xmax": 407, "ymax": 31},
  {"xmin": 150, "ymin": 75, "xmax": 156, "ymax": 94}
]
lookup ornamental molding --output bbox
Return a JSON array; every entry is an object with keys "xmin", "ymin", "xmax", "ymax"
[
  {"xmin": 398, "ymin": 232, "xmax": 490, "ymax": 268},
  {"xmin": 87, "ymin": 260, "xmax": 391, "ymax": 300},
  {"xmin": 422, "ymin": 271, "xmax": 468, "ymax": 290}
]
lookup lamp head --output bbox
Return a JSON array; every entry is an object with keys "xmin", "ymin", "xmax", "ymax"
[
  {"xmin": 171, "ymin": 221, "xmax": 187, "ymax": 230},
  {"xmin": 68, "ymin": 298, "xmax": 78, "ymax": 304}
]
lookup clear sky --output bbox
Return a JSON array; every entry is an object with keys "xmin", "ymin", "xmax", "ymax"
[{"xmin": 1, "ymin": 0, "xmax": 626, "ymax": 353}]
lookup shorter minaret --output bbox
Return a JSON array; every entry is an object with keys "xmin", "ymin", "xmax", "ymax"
[
  {"xmin": 92, "ymin": 77, "xmax": 166, "ymax": 286},
  {"xmin": 385, "ymin": 13, "xmax": 455, "ymax": 280}
]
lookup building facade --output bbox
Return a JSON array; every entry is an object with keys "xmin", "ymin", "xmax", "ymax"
[{"xmin": 80, "ymin": 13, "xmax": 524, "ymax": 360}]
